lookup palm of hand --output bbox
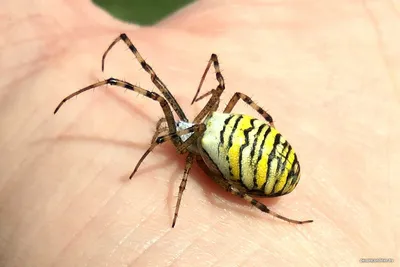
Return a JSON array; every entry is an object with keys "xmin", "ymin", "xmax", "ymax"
[{"xmin": 0, "ymin": 1, "xmax": 398, "ymax": 266}]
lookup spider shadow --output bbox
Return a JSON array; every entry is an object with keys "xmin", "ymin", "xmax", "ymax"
[
  {"xmin": 117, "ymin": 143, "xmax": 180, "ymax": 184},
  {"xmin": 102, "ymin": 85, "xmax": 155, "ymax": 123},
  {"xmin": 35, "ymin": 133, "xmax": 179, "ymax": 181},
  {"xmin": 35, "ymin": 134, "xmax": 148, "ymax": 149}
]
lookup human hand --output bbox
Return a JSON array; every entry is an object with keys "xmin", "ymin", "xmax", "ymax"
[{"xmin": 1, "ymin": 1, "xmax": 398, "ymax": 266}]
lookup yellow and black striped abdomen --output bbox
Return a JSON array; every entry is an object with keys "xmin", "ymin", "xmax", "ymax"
[{"xmin": 201, "ymin": 112, "xmax": 301, "ymax": 197}]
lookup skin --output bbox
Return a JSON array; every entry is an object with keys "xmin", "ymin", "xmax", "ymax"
[{"xmin": 0, "ymin": 0, "xmax": 399, "ymax": 266}]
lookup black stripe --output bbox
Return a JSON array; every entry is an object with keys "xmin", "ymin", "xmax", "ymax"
[
  {"xmin": 265, "ymin": 133, "xmax": 281, "ymax": 192},
  {"xmin": 219, "ymin": 115, "xmax": 234, "ymax": 157},
  {"xmin": 273, "ymin": 159, "xmax": 283, "ymax": 193},
  {"xmin": 250, "ymin": 124, "xmax": 267, "ymax": 189},
  {"xmin": 287, "ymin": 165, "xmax": 296, "ymax": 188},
  {"xmin": 251, "ymin": 199, "xmax": 267, "ymax": 212},
  {"xmin": 281, "ymin": 142, "xmax": 291, "ymax": 172},
  {"xmin": 121, "ymin": 33, "xmax": 129, "ymax": 41},
  {"xmin": 286, "ymin": 154, "xmax": 299, "ymax": 188},
  {"xmin": 250, "ymin": 123, "xmax": 266, "ymax": 163},
  {"xmin": 272, "ymin": 139, "xmax": 289, "ymax": 194},
  {"xmin": 256, "ymin": 127, "xmax": 272, "ymax": 191},
  {"xmin": 290, "ymin": 155, "xmax": 300, "ymax": 186},
  {"xmin": 129, "ymin": 45, "xmax": 138, "ymax": 54},
  {"xmin": 295, "ymin": 155, "xmax": 300, "ymax": 177},
  {"xmin": 276, "ymin": 142, "xmax": 292, "ymax": 192},
  {"xmin": 125, "ymin": 83, "xmax": 134, "ymax": 90},
  {"xmin": 108, "ymin": 78, "xmax": 117, "ymax": 85},
  {"xmin": 227, "ymin": 115, "xmax": 242, "ymax": 177},
  {"xmin": 239, "ymin": 118, "xmax": 256, "ymax": 189},
  {"xmin": 272, "ymin": 163, "xmax": 285, "ymax": 195},
  {"xmin": 228, "ymin": 115, "xmax": 242, "ymax": 149},
  {"xmin": 243, "ymin": 94, "xmax": 252, "ymax": 104}
]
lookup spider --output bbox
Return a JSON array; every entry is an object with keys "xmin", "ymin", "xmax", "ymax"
[{"xmin": 54, "ymin": 33, "xmax": 313, "ymax": 227}]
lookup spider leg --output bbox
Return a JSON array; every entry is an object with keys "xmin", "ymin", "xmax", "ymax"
[
  {"xmin": 127, "ymin": 118, "xmax": 168, "ymax": 179},
  {"xmin": 54, "ymin": 77, "xmax": 182, "ymax": 147},
  {"xmin": 154, "ymin": 124, "xmax": 206, "ymax": 148},
  {"xmin": 174, "ymin": 123, "xmax": 206, "ymax": 154},
  {"xmin": 191, "ymin": 54, "xmax": 225, "ymax": 104},
  {"xmin": 151, "ymin": 117, "xmax": 168, "ymax": 143},
  {"xmin": 224, "ymin": 92, "xmax": 275, "ymax": 127},
  {"xmin": 229, "ymin": 185, "xmax": 313, "ymax": 224},
  {"xmin": 172, "ymin": 153, "xmax": 194, "ymax": 228},
  {"xmin": 193, "ymin": 54, "xmax": 225, "ymax": 123},
  {"xmin": 129, "ymin": 124, "xmax": 206, "ymax": 178},
  {"xmin": 195, "ymin": 161, "xmax": 313, "ymax": 224},
  {"xmin": 191, "ymin": 89, "xmax": 215, "ymax": 104},
  {"xmin": 102, "ymin": 33, "xmax": 188, "ymax": 122}
]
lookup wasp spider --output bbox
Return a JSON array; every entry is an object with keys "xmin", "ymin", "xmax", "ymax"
[{"xmin": 54, "ymin": 33, "xmax": 313, "ymax": 227}]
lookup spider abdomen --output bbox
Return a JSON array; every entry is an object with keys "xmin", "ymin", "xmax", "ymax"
[{"xmin": 201, "ymin": 112, "xmax": 301, "ymax": 197}]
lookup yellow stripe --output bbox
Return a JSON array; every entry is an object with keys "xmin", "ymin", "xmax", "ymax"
[
  {"xmin": 264, "ymin": 158, "xmax": 279, "ymax": 194},
  {"xmin": 279, "ymin": 142, "xmax": 291, "ymax": 187},
  {"xmin": 281, "ymin": 148, "xmax": 297, "ymax": 194},
  {"xmin": 285, "ymin": 162, "xmax": 301, "ymax": 194},
  {"xmin": 270, "ymin": 137, "xmax": 289, "ymax": 194},
  {"xmin": 281, "ymin": 176, "xmax": 294, "ymax": 195},
  {"xmin": 251, "ymin": 125, "xmax": 268, "ymax": 167},
  {"xmin": 256, "ymin": 127, "xmax": 277, "ymax": 191},
  {"xmin": 228, "ymin": 116, "xmax": 252, "ymax": 181}
]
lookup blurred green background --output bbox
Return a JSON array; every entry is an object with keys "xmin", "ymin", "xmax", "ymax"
[{"xmin": 93, "ymin": 0, "xmax": 194, "ymax": 25}]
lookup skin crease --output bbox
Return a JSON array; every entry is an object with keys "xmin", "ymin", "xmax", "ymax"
[{"xmin": 0, "ymin": 0, "xmax": 399, "ymax": 266}]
